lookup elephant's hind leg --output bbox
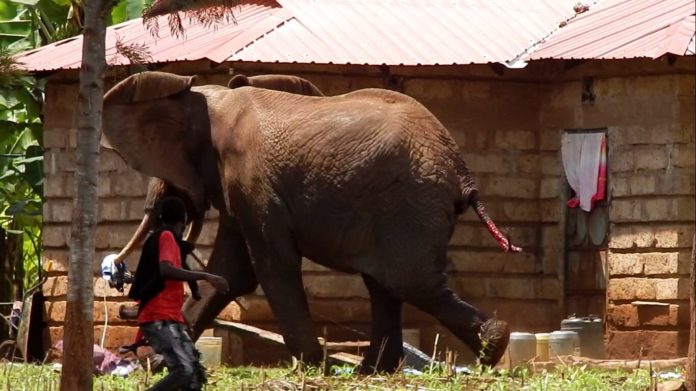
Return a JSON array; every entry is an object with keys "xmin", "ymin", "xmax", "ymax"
[
  {"xmin": 359, "ymin": 274, "xmax": 404, "ymax": 374},
  {"xmin": 399, "ymin": 259, "xmax": 510, "ymax": 366}
]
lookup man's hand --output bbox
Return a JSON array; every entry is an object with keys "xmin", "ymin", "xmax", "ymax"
[{"xmin": 205, "ymin": 274, "xmax": 229, "ymax": 295}]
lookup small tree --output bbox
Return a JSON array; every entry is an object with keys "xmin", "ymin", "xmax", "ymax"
[{"xmin": 58, "ymin": 0, "xmax": 109, "ymax": 388}]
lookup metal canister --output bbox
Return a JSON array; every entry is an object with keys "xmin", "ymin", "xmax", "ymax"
[
  {"xmin": 508, "ymin": 332, "xmax": 537, "ymax": 366},
  {"xmin": 560, "ymin": 315, "xmax": 604, "ymax": 358},
  {"xmin": 549, "ymin": 330, "xmax": 579, "ymax": 357}
]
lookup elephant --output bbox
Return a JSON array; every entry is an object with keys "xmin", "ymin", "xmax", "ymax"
[
  {"xmin": 111, "ymin": 74, "xmax": 325, "ymax": 265},
  {"xmin": 101, "ymin": 71, "xmax": 520, "ymax": 373}
]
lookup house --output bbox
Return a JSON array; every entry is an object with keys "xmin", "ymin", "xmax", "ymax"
[{"xmin": 14, "ymin": 0, "xmax": 695, "ymax": 363}]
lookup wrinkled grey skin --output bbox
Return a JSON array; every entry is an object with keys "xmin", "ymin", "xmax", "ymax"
[
  {"xmin": 102, "ymin": 71, "xmax": 512, "ymax": 373},
  {"xmin": 113, "ymin": 74, "xmax": 325, "ymax": 264}
]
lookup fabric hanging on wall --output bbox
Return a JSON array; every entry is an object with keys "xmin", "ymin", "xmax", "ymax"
[{"xmin": 561, "ymin": 132, "xmax": 606, "ymax": 212}]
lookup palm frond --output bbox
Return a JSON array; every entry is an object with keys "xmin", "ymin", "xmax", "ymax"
[{"xmin": 142, "ymin": 0, "xmax": 239, "ymax": 37}]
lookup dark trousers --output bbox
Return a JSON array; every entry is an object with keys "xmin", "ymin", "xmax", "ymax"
[{"xmin": 140, "ymin": 320, "xmax": 206, "ymax": 391}]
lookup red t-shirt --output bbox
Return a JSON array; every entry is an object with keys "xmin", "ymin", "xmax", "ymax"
[{"xmin": 137, "ymin": 231, "xmax": 185, "ymax": 324}]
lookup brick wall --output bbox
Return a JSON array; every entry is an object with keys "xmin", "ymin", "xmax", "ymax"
[
  {"xmin": 40, "ymin": 58, "xmax": 694, "ymax": 361},
  {"xmin": 539, "ymin": 63, "xmax": 695, "ymax": 358}
]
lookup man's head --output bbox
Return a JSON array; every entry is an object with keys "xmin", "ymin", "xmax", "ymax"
[{"xmin": 157, "ymin": 196, "xmax": 188, "ymax": 234}]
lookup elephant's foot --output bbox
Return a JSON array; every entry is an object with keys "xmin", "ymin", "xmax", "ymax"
[{"xmin": 477, "ymin": 319, "xmax": 510, "ymax": 367}]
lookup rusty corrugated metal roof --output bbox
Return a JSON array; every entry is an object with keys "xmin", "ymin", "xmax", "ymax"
[
  {"xmin": 12, "ymin": 0, "xmax": 696, "ymax": 72},
  {"xmin": 14, "ymin": 0, "xmax": 287, "ymax": 72},
  {"xmin": 229, "ymin": 0, "xmax": 579, "ymax": 65},
  {"xmin": 530, "ymin": 0, "xmax": 696, "ymax": 59}
]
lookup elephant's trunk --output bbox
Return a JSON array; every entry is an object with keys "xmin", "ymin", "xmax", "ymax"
[
  {"xmin": 114, "ymin": 212, "xmax": 153, "ymax": 263},
  {"xmin": 472, "ymin": 199, "xmax": 522, "ymax": 253}
]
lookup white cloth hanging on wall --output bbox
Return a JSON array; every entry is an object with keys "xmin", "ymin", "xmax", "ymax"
[{"xmin": 561, "ymin": 133, "xmax": 604, "ymax": 212}]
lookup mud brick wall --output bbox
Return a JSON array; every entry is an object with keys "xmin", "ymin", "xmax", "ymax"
[
  {"xmin": 40, "ymin": 58, "xmax": 693, "ymax": 362},
  {"xmin": 538, "ymin": 63, "xmax": 695, "ymax": 359}
]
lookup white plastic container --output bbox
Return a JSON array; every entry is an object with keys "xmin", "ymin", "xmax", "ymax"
[
  {"xmin": 508, "ymin": 332, "xmax": 536, "ymax": 366},
  {"xmin": 195, "ymin": 336, "xmax": 222, "ymax": 367},
  {"xmin": 549, "ymin": 330, "xmax": 579, "ymax": 357}
]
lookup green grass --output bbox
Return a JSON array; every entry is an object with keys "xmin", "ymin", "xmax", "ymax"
[{"xmin": 0, "ymin": 361, "xmax": 677, "ymax": 390}]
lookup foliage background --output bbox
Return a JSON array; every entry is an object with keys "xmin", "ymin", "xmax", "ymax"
[{"xmin": 0, "ymin": 0, "xmax": 147, "ymax": 296}]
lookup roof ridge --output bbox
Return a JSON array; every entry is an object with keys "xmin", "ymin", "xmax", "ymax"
[{"xmin": 509, "ymin": 0, "xmax": 601, "ymax": 66}]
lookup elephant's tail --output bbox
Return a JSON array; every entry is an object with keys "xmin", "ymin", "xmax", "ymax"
[
  {"xmin": 454, "ymin": 163, "xmax": 522, "ymax": 253},
  {"xmin": 471, "ymin": 199, "xmax": 522, "ymax": 253}
]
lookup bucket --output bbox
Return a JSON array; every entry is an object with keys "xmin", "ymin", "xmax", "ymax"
[
  {"xmin": 561, "ymin": 315, "xmax": 604, "ymax": 358},
  {"xmin": 535, "ymin": 333, "xmax": 550, "ymax": 362},
  {"xmin": 195, "ymin": 336, "xmax": 222, "ymax": 367},
  {"xmin": 549, "ymin": 330, "xmax": 579, "ymax": 357},
  {"xmin": 508, "ymin": 332, "xmax": 536, "ymax": 366}
]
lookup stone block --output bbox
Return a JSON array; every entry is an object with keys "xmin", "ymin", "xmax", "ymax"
[
  {"xmin": 620, "ymin": 174, "xmax": 657, "ymax": 196},
  {"xmin": 610, "ymin": 224, "xmax": 694, "ymax": 249},
  {"xmin": 641, "ymin": 199, "xmax": 672, "ymax": 221},
  {"xmin": 656, "ymin": 170, "xmax": 695, "ymax": 195},
  {"xmin": 606, "ymin": 304, "xmax": 640, "ymax": 328},
  {"xmin": 44, "ymin": 173, "xmax": 67, "ymax": 198},
  {"xmin": 48, "ymin": 325, "xmax": 139, "ymax": 352},
  {"xmin": 469, "ymin": 298, "xmax": 561, "ymax": 331},
  {"xmin": 516, "ymin": 154, "xmax": 539, "ymax": 174},
  {"xmin": 45, "ymin": 199, "xmax": 74, "ymax": 223},
  {"xmin": 610, "ymin": 200, "xmax": 642, "ymax": 222},
  {"xmin": 540, "ymin": 199, "xmax": 563, "ymax": 222},
  {"xmin": 607, "ymin": 253, "xmax": 645, "ymax": 275},
  {"xmin": 483, "ymin": 276, "xmax": 560, "ymax": 300},
  {"xmin": 607, "ymin": 278, "xmax": 656, "ymax": 301},
  {"xmin": 43, "ymin": 83, "xmax": 78, "ymax": 129},
  {"xmin": 539, "ymin": 177, "xmax": 562, "ymax": 199},
  {"xmin": 494, "ymin": 130, "xmax": 536, "ymax": 150},
  {"xmin": 42, "ymin": 250, "xmax": 69, "ymax": 272},
  {"xmin": 450, "ymin": 276, "xmax": 487, "ymax": 299},
  {"xmin": 607, "ymin": 303, "xmax": 687, "ymax": 329},
  {"xmin": 483, "ymin": 177, "xmax": 537, "ymax": 199},
  {"xmin": 98, "ymin": 199, "xmax": 124, "ymax": 222},
  {"xmin": 671, "ymin": 143, "xmax": 695, "ymax": 168},
  {"xmin": 448, "ymin": 250, "xmax": 537, "ymax": 274},
  {"xmin": 654, "ymin": 278, "xmax": 682, "ymax": 300},
  {"xmin": 464, "ymin": 154, "xmax": 513, "ymax": 174},
  {"xmin": 634, "ymin": 145, "xmax": 668, "ymax": 170},
  {"xmin": 43, "ymin": 276, "xmax": 130, "ymax": 299},
  {"xmin": 303, "ymin": 274, "xmax": 369, "ymax": 299},
  {"xmin": 610, "ymin": 148, "xmax": 634, "ymax": 172},
  {"xmin": 111, "ymin": 172, "xmax": 149, "ymax": 196},
  {"xmin": 538, "ymin": 155, "xmax": 563, "ymax": 176},
  {"xmin": 99, "ymin": 150, "xmax": 129, "ymax": 172},
  {"xmin": 43, "ymin": 128, "xmax": 71, "ymax": 149},
  {"xmin": 606, "ymin": 330, "xmax": 688, "ymax": 359},
  {"xmin": 539, "ymin": 129, "xmax": 561, "ymax": 151},
  {"xmin": 502, "ymin": 200, "xmax": 539, "ymax": 221},
  {"xmin": 43, "ymin": 224, "xmax": 71, "ymax": 248}
]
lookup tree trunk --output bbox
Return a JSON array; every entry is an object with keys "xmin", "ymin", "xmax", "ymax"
[
  {"xmin": 59, "ymin": 0, "xmax": 108, "ymax": 389},
  {"xmin": 687, "ymin": 231, "xmax": 695, "ymax": 391}
]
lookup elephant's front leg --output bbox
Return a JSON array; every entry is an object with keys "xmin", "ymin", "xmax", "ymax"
[
  {"xmin": 245, "ymin": 229, "xmax": 323, "ymax": 365},
  {"xmin": 182, "ymin": 213, "xmax": 258, "ymax": 339}
]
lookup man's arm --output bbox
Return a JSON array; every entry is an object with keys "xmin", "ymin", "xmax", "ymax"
[{"xmin": 160, "ymin": 261, "xmax": 229, "ymax": 294}]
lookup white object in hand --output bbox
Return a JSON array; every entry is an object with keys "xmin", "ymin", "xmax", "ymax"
[{"xmin": 101, "ymin": 253, "xmax": 119, "ymax": 281}]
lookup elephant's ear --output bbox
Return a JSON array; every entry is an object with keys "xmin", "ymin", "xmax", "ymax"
[
  {"xmin": 104, "ymin": 71, "xmax": 197, "ymax": 104},
  {"xmin": 228, "ymin": 74, "xmax": 250, "ymax": 89}
]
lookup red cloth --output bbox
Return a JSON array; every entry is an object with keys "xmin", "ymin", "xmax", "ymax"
[{"xmin": 137, "ymin": 231, "xmax": 185, "ymax": 324}]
